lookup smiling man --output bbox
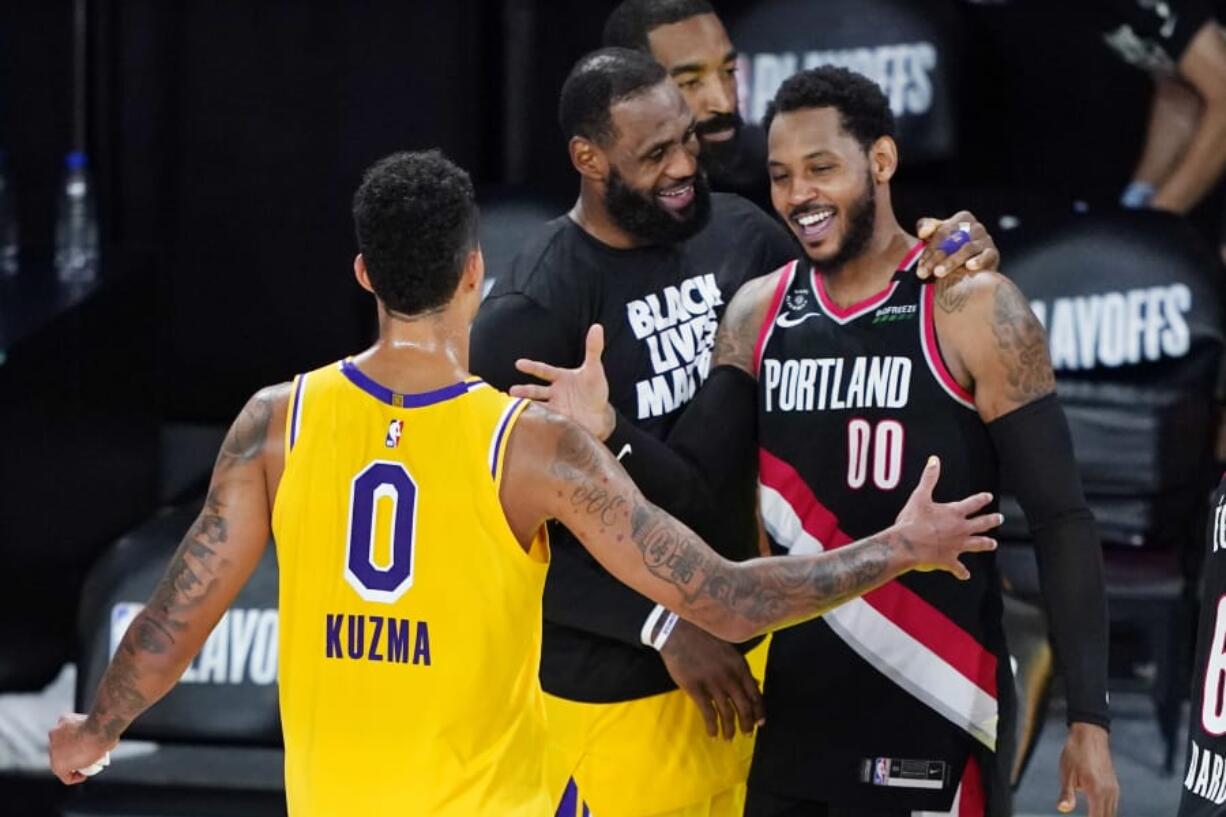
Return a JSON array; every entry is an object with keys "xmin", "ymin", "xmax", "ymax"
[{"xmin": 604, "ymin": 0, "xmax": 770, "ymax": 209}]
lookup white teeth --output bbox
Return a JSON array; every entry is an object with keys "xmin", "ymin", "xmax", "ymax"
[
  {"xmin": 659, "ymin": 184, "xmax": 692, "ymax": 198},
  {"xmin": 797, "ymin": 210, "xmax": 833, "ymax": 226}
]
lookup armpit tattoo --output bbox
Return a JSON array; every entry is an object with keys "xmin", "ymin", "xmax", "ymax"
[{"xmin": 991, "ymin": 280, "xmax": 1055, "ymax": 403}]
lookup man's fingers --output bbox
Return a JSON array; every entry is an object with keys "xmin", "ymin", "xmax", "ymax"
[
  {"xmin": 743, "ymin": 671, "xmax": 766, "ymax": 727},
  {"xmin": 514, "ymin": 358, "xmax": 562, "ymax": 382},
  {"xmin": 949, "ymin": 559, "xmax": 971, "ymax": 581},
  {"xmin": 962, "ymin": 536, "xmax": 998, "ymax": 554},
  {"xmin": 950, "ymin": 492, "xmax": 995, "ymax": 517},
  {"xmin": 508, "ymin": 384, "xmax": 551, "ymax": 402},
  {"xmin": 964, "ymin": 510, "xmax": 1004, "ymax": 535},
  {"xmin": 966, "ymin": 246, "xmax": 999, "ymax": 272},
  {"xmin": 687, "ymin": 687, "xmax": 719, "ymax": 738},
  {"xmin": 916, "ymin": 217, "xmax": 940, "ymax": 240},
  {"xmin": 1057, "ymin": 769, "xmax": 1077, "ymax": 814},
  {"xmin": 584, "ymin": 324, "xmax": 605, "ymax": 365},
  {"xmin": 913, "ymin": 455, "xmax": 941, "ymax": 500},
  {"xmin": 726, "ymin": 676, "xmax": 758, "ymax": 735},
  {"xmin": 711, "ymin": 690, "xmax": 737, "ymax": 740}
]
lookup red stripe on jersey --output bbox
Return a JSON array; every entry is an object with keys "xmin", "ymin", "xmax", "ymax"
[
  {"xmin": 759, "ymin": 449, "xmax": 998, "ymax": 698},
  {"xmin": 921, "ymin": 284, "xmax": 977, "ymax": 407},
  {"xmin": 753, "ymin": 261, "xmax": 797, "ymax": 376},
  {"xmin": 959, "ymin": 754, "xmax": 985, "ymax": 817}
]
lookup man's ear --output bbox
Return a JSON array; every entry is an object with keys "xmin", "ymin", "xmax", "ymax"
[
  {"xmin": 461, "ymin": 246, "xmax": 485, "ymax": 293},
  {"xmin": 569, "ymin": 136, "xmax": 609, "ymax": 183},
  {"xmin": 870, "ymin": 135, "xmax": 899, "ymax": 184},
  {"xmin": 354, "ymin": 253, "xmax": 375, "ymax": 294}
]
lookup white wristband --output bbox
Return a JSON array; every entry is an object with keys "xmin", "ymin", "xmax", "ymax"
[
  {"xmin": 640, "ymin": 604, "xmax": 667, "ymax": 647},
  {"xmin": 652, "ymin": 612, "xmax": 680, "ymax": 651}
]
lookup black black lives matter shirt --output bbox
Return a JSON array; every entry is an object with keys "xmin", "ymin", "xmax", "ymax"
[{"xmin": 471, "ymin": 193, "xmax": 795, "ymax": 702}]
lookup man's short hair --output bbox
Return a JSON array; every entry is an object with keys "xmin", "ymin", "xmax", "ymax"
[
  {"xmin": 352, "ymin": 150, "xmax": 478, "ymax": 317},
  {"xmin": 558, "ymin": 47, "xmax": 669, "ymax": 146},
  {"xmin": 763, "ymin": 66, "xmax": 896, "ymax": 152},
  {"xmin": 603, "ymin": 0, "xmax": 717, "ymax": 53}
]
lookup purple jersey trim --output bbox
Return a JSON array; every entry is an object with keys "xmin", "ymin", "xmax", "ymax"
[
  {"xmin": 490, "ymin": 398, "xmax": 527, "ymax": 478},
  {"xmin": 340, "ymin": 359, "xmax": 480, "ymax": 408},
  {"xmin": 289, "ymin": 373, "xmax": 307, "ymax": 450}
]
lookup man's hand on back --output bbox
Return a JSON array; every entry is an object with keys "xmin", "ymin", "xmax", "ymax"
[{"xmin": 915, "ymin": 210, "xmax": 1000, "ymax": 280}]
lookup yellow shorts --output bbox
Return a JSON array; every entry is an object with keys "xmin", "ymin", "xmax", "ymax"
[{"xmin": 548, "ymin": 637, "xmax": 770, "ymax": 817}]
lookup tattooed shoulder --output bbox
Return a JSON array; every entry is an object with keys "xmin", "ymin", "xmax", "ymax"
[
  {"xmin": 712, "ymin": 272, "xmax": 783, "ymax": 374},
  {"xmin": 217, "ymin": 383, "xmax": 291, "ymax": 470},
  {"xmin": 989, "ymin": 276, "xmax": 1055, "ymax": 404}
]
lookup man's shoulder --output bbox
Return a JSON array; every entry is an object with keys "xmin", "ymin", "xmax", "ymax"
[{"xmin": 489, "ymin": 214, "xmax": 581, "ymax": 298}]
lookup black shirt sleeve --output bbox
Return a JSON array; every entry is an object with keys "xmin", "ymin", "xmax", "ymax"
[
  {"xmin": 470, "ymin": 292, "xmax": 578, "ymax": 391},
  {"xmin": 471, "ymin": 289, "xmax": 663, "ymax": 648},
  {"xmin": 607, "ymin": 365, "xmax": 761, "ymax": 561}
]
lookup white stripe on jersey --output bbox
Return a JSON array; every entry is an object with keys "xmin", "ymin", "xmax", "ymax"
[{"xmin": 760, "ymin": 484, "xmax": 999, "ymax": 750}]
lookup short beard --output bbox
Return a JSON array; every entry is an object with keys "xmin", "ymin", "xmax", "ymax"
[
  {"xmin": 814, "ymin": 173, "xmax": 876, "ymax": 273},
  {"xmin": 605, "ymin": 167, "xmax": 712, "ymax": 246},
  {"xmin": 695, "ymin": 112, "xmax": 743, "ymax": 176}
]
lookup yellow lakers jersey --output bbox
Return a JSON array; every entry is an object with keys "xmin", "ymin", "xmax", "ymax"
[{"xmin": 271, "ymin": 359, "xmax": 550, "ymax": 817}]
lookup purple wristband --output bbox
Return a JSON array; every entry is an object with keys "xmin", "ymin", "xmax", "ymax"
[{"xmin": 937, "ymin": 228, "xmax": 972, "ymax": 256}]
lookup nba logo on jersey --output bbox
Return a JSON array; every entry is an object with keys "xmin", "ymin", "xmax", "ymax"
[{"xmin": 385, "ymin": 419, "xmax": 403, "ymax": 449}]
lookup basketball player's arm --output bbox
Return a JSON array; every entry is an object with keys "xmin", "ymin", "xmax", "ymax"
[
  {"xmin": 937, "ymin": 274, "xmax": 1118, "ymax": 816},
  {"xmin": 48, "ymin": 386, "xmax": 289, "ymax": 785},
  {"xmin": 501, "ymin": 404, "xmax": 1000, "ymax": 643}
]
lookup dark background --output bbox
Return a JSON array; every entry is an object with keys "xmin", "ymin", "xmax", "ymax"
[{"xmin": 0, "ymin": 0, "xmax": 1162, "ymax": 421}]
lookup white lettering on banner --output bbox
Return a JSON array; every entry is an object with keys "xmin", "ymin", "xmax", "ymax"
[
  {"xmin": 1030, "ymin": 284, "xmax": 1192, "ymax": 370},
  {"xmin": 762, "ymin": 356, "xmax": 911, "ymax": 413},
  {"xmin": 745, "ymin": 42, "xmax": 937, "ymax": 123},
  {"xmin": 626, "ymin": 273, "xmax": 724, "ymax": 419},
  {"xmin": 109, "ymin": 602, "xmax": 279, "ymax": 686}
]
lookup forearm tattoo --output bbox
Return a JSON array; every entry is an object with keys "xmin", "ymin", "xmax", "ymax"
[
  {"xmin": 83, "ymin": 390, "xmax": 273, "ymax": 742},
  {"xmin": 551, "ymin": 422, "xmax": 897, "ymax": 633}
]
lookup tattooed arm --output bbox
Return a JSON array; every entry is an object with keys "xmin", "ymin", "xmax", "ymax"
[
  {"xmin": 49, "ymin": 385, "xmax": 290, "ymax": 784},
  {"xmin": 933, "ymin": 273, "xmax": 1118, "ymax": 813},
  {"xmin": 930, "ymin": 271, "xmax": 1055, "ymax": 421},
  {"xmin": 501, "ymin": 404, "xmax": 1000, "ymax": 643}
]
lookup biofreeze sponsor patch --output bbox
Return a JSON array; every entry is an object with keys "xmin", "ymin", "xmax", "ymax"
[{"xmin": 861, "ymin": 757, "xmax": 947, "ymax": 790}]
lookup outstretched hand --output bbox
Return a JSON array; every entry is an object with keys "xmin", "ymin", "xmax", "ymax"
[
  {"xmin": 512, "ymin": 324, "xmax": 616, "ymax": 441},
  {"xmin": 894, "ymin": 456, "xmax": 1001, "ymax": 579}
]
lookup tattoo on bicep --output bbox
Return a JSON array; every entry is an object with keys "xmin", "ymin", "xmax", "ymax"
[
  {"xmin": 991, "ymin": 280, "xmax": 1055, "ymax": 404},
  {"xmin": 216, "ymin": 392, "xmax": 273, "ymax": 471},
  {"xmin": 712, "ymin": 279, "xmax": 771, "ymax": 372}
]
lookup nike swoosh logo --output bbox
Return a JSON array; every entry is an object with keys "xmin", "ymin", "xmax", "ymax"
[
  {"xmin": 775, "ymin": 311, "xmax": 822, "ymax": 329},
  {"xmin": 616, "ymin": 444, "xmax": 632, "ymax": 461}
]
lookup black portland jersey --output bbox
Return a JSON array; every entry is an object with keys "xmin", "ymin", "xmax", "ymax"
[
  {"xmin": 748, "ymin": 244, "xmax": 1011, "ymax": 813},
  {"xmin": 1180, "ymin": 476, "xmax": 1226, "ymax": 816}
]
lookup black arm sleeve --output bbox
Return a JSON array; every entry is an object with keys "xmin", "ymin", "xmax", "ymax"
[
  {"xmin": 988, "ymin": 393, "xmax": 1111, "ymax": 729},
  {"xmin": 605, "ymin": 365, "xmax": 760, "ymax": 559}
]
